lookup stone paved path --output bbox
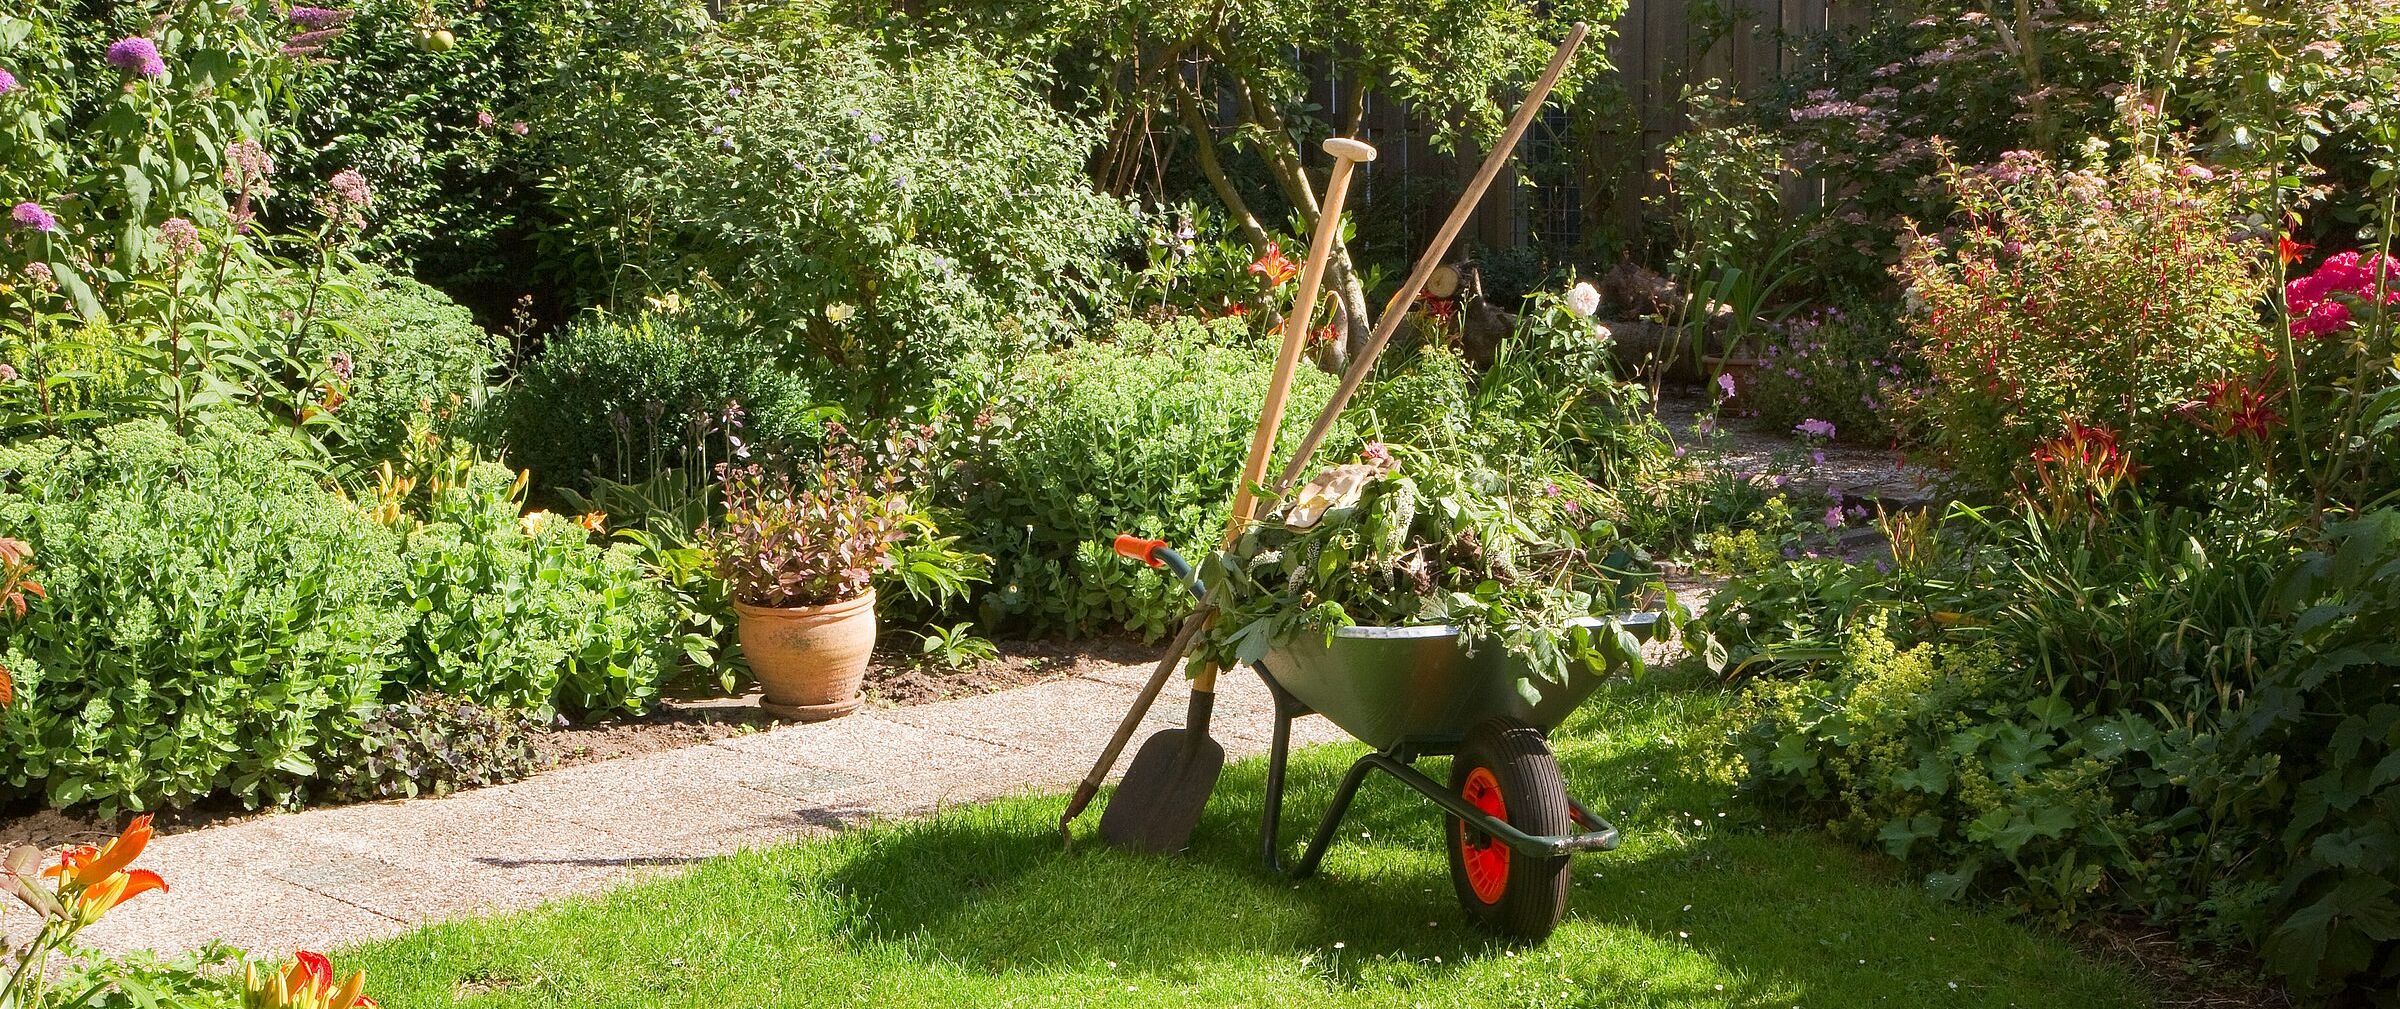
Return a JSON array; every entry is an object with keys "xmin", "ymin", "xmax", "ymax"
[{"xmin": 19, "ymin": 659, "xmax": 1352, "ymax": 958}]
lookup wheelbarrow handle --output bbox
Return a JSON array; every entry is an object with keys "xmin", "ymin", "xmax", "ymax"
[{"xmin": 1112, "ymin": 535, "xmax": 1198, "ymax": 601}]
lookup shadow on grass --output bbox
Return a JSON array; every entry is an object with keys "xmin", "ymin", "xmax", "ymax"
[{"xmin": 800, "ymin": 677, "xmax": 2138, "ymax": 1005}]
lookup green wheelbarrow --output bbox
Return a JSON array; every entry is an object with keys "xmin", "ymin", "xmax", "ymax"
[{"xmin": 1117, "ymin": 536, "xmax": 1657, "ymax": 940}]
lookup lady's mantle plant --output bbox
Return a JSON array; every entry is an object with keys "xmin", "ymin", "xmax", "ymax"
[{"xmin": 709, "ymin": 422, "xmax": 923, "ymax": 609}]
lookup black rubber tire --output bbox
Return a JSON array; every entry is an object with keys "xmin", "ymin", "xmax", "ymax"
[{"xmin": 1443, "ymin": 715, "xmax": 1573, "ymax": 940}]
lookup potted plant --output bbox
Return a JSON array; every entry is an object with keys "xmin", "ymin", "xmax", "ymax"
[{"xmin": 709, "ymin": 424, "xmax": 917, "ymax": 721}]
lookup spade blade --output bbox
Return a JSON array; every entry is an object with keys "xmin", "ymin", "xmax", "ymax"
[{"xmin": 1097, "ymin": 728, "xmax": 1224, "ymax": 854}]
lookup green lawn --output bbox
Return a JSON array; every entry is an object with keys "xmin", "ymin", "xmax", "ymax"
[{"xmin": 349, "ymin": 674, "xmax": 2151, "ymax": 1008}]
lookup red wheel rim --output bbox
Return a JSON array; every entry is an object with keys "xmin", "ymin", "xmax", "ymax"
[{"xmin": 1457, "ymin": 766, "xmax": 1510, "ymax": 905}]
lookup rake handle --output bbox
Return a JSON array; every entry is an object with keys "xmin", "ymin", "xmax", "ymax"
[{"xmin": 1271, "ymin": 23, "xmax": 1589, "ymax": 496}]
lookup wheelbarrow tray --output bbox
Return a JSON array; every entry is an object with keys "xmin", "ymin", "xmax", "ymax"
[{"xmin": 1259, "ymin": 612, "xmax": 1661, "ymax": 752}]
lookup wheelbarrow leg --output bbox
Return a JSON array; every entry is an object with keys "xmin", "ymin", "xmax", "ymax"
[{"xmin": 1259, "ymin": 671, "xmax": 1307, "ymax": 875}]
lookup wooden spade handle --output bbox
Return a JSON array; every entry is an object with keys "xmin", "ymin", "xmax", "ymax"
[
  {"xmin": 1060, "ymin": 136, "xmax": 1378, "ymax": 834},
  {"xmin": 1201, "ymin": 136, "xmax": 1377, "ymax": 696}
]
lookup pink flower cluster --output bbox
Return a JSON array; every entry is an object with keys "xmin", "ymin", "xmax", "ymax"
[
  {"xmin": 106, "ymin": 37, "xmax": 167, "ymax": 79},
  {"xmin": 2287, "ymin": 250, "xmax": 2400, "ymax": 339}
]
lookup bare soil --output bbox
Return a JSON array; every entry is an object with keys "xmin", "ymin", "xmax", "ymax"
[{"xmin": 0, "ymin": 634, "xmax": 1156, "ymax": 851}]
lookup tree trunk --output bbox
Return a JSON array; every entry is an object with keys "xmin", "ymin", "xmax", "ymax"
[
  {"xmin": 1232, "ymin": 71, "xmax": 1375, "ymax": 370},
  {"xmin": 1173, "ymin": 79, "xmax": 1271, "ymax": 250}
]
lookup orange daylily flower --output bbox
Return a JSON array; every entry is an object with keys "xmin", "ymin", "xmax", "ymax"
[
  {"xmin": 2279, "ymin": 234, "xmax": 2314, "ymax": 267},
  {"xmin": 44, "ymin": 814, "xmax": 168, "ymax": 920},
  {"xmin": 248, "ymin": 950, "xmax": 376, "ymax": 1009},
  {"xmin": 1248, "ymin": 242, "xmax": 1300, "ymax": 287},
  {"xmin": 575, "ymin": 511, "xmax": 608, "ymax": 533}
]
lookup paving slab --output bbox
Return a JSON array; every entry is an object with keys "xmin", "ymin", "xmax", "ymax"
[{"xmin": 46, "ymin": 654, "xmax": 1337, "ymax": 959}]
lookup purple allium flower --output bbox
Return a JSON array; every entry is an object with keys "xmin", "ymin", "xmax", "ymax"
[
  {"xmin": 288, "ymin": 6, "xmax": 351, "ymax": 28},
  {"xmin": 1795, "ymin": 418, "xmax": 1837, "ymax": 439},
  {"xmin": 10, "ymin": 202, "xmax": 57, "ymax": 233},
  {"xmin": 157, "ymin": 216, "xmax": 199, "ymax": 262},
  {"xmin": 106, "ymin": 37, "xmax": 167, "ymax": 78},
  {"xmin": 0, "ymin": 69, "xmax": 17, "ymax": 96}
]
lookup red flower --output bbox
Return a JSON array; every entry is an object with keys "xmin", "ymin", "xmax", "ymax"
[
  {"xmin": 2278, "ymin": 234, "xmax": 2314, "ymax": 268},
  {"xmin": 2194, "ymin": 377, "xmax": 2284, "ymax": 440},
  {"xmin": 1247, "ymin": 242, "xmax": 1299, "ymax": 288}
]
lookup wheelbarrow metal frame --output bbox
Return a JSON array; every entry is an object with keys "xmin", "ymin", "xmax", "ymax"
[{"xmin": 1253, "ymin": 666, "xmax": 1621, "ymax": 880}]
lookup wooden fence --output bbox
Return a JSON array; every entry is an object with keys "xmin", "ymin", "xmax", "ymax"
[{"xmin": 1326, "ymin": 1, "xmax": 1876, "ymax": 269}]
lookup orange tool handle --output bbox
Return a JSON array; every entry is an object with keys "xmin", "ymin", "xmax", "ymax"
[{"xmin": 1113, "ymin": 534, "xmax": 1168, "ymax": 567}]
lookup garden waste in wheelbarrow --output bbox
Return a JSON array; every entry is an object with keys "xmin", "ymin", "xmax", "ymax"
[{"xmin": 1112, "ymin": 535, "xmax": 1658, "ymax": 940}]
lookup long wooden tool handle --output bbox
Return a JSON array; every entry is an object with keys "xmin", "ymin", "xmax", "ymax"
[
  {"xmin": 1060, "ymin": 137, "xmax": 1379, "ymax": 835},
  {"xmin": 1198, "ymin": 136, "xmax": 1378, "ymax": 698},
  {"xmin": 1272, "ymin": 23, "xmax": 1589, "ymax": 494}
]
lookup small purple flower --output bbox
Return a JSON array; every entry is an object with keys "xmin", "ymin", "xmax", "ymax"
[
  {"xmin": 867, "ymin": 132, "xmax": 884, "ymax": 145},
  {"xmin": 1822, "ymin": 506, "xmax": 1845, "ymax": 529},
  {"xmin": 106, "ymin": 37, "xmax": 168, "ymax": 79},
  {"xmin": 329, "ymin": 350, "xmax": 354, "ymax": 381},
  {"xmin": 1361, "ymin": 441, "xmax": 1392, "ymax": 467},
  {"xmin": 1717, "ymin": 372, "xmax": 1737, "ymax": 398},
  {"xmin": 0, "ymin": 69, "xmax": 17, "ymax": 96},
  {"xmin": 1795, "ymin": 418, "xmax": 1837, "ymax": 440},
  {"xmin": 10, "ymin": 202, "xmax": 57, "ymax": 233},
  {"xmin": 288, "ymin": 6, "xmax": 351, "ymax": 28},
  {"xmin": 477, "ymin": 110, "xmax": 496, "ymax": 129},
  {"xmin": 1810, "ymin": 449, "xmax": 1826, "ymax": 466}
]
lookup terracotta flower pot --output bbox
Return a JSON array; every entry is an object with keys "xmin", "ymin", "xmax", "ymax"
[{"xmin": 735, "ymin": 590, "xmax": 876, "ymax": 721}]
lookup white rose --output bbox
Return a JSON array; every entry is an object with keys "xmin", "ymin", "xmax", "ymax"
[{"xmin": 1566, "ymin": 281, "xmax": 1602, "ymax": 319}]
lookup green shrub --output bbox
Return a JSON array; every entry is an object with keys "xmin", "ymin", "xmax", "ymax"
[
  {"xmin": 1745, "ymin": 304, "xmax": 1919, "ymax": 446},
  {"xmin": 950, "ymin": 318, "xmax": 1338, "ymax": 639},
  {"xmin": 307, "ymin": 265, "xmax": 501, "ymax": 468},
  {"xmin": 284, "ymin": 0, "xmax": 567, "ymax": 296},
  {"xmin": 0, "ymin": 420, "xmax": 410, "ymax": 814},
  {"xmin": 325, "ymin": 695, "xmax": 548, "ymax": 803},
  {"xmin": 528, "ymin": 5, "xmax": 1133, "ymax": 408},
  {"xmin": 504, "ymin": 312, "xmax": 822, "ymax": 495},
  {"xmin": 1899, "ymin": 151, "xmax": 2270, "ymax": 495},
  {"xmin": 397, "ymin": 461, "xmax": 679, "ymax": 717},
  {"xmin": 1709, "ymin": 499, "xmax": 2400, "ymax": 997}
]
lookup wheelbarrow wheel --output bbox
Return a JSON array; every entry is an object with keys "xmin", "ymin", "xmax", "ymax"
[{"xmin": 1444, "ymin": 716, "xmax": 1572, "ymax": 940}]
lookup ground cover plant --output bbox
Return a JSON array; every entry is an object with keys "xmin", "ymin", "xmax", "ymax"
[{"xmin": 343, "ymin": 674, "xmax": 2151, "ymax": 1009}]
